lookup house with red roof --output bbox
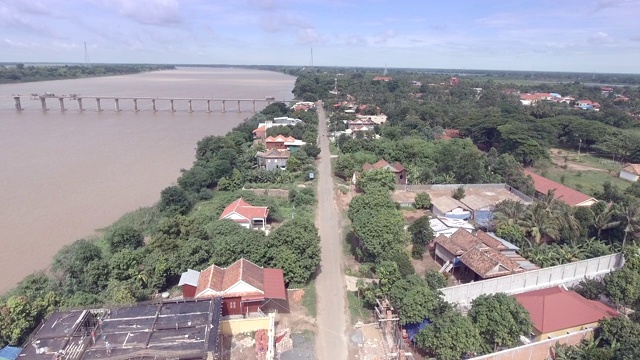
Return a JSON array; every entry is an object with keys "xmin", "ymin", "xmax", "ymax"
[
  {"xmin": 620, "ymin": 164, "xmax": 640, "ymax": 182},
  {"xmin": 178, "ymin": 258, "xmax": 287, "ymax": 316},
  {"xmin": 575, "ymin": 99, "xmax": 601, "ymax": 111},
  {"xmin": 359, "ymin": 159, "xmax": 407, "ymax": 185},
  {"xmin": 219, "ymin": 198, "xmax": 269, "ymax": 229},
  {"xmin": 524, "ymin": 169, "xmax": 597, "ymax": 207},
  {"xmin": 434, "ymin": 229, "xmax": 525, "ymax": 281},
  {"xmin": 373, "ymin": 76, "xmax": 392, "ymax": 81},
  {"xmin": 513, "ymin": 286, "xmax": 619, "ymax": 341},
  {"xmin": 264, "ymin": 135, "xmax": 305, "ymax": 151}
]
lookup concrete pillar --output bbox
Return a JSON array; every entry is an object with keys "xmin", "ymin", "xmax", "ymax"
[
  {"xmin": 14, "ymin": 97, "xmax": 22, "ymax": 111},
  {"xmin": 133, "ymin": 99, "xmax": 138, "ymax": 112},
  {"xmin": 40, "ymin": 97, "xmax": 47, "ymax": 111},
  {"xmin": 96, "ymin": 98, "xmax": 102, "ymax": 112},
  {"xmin": 188, "ymin": 100, "xmax": 193, "ymax": 113},
  {"xmin": 222, "ymin": 100, "xmax": 226, "ymax": 112},
  {"xmin": 114, "ymin": 99, "xmax": 121, "ymax": 112},
  {"xmin": 170, "ymin": 99, "xmax": 175, "ymax": 112},
  {"xmin": 207, "ymin": 100, "xmax": 211, "ymax": 113},
  {"xmin": 237, "ymin": 100, "xmax": 241, "ymax": 112},
  {"xmin": 59, "ymin": 98, "xmax": 65, "ymax": 111},
  {"xmin": 253, "ymin": 100, "xmax": 256, "ymax": 113},
  {"xmin": 152, "ymin": 99, "xmax": 157, "ymax": 112},
  {"xmin": 77, "ymin": 98, "xmax": 83, "ymax": 111}
]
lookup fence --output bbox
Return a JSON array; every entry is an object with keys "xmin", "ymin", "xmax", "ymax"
[
  {"xmin": 469, "ymin": 328, "xmax": 593, "ymax": 360},
  {"xmin": 440, "ymin": 253, "xmax": 623, "ymax": 306},
  {"xmin": 220, "ymin": 316, "xmax": 271, "ymax": 335},
  {"xmin": 396, "ymin": 183, "xmax": 533, "ymax": 204}
]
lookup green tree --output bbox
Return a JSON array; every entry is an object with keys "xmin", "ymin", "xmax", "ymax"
[
  {"xmin": 414, "ymin": 310, "xmax": 482, "ymax": 360},
  {"xmin": 572, "ymin": 278, "xmax": 605, "ymax": 300},
  {"xmin": 262, "ymin": 218, "xmax": 320, "ymax": 286},
  {"xmin": 603, "ymin": 267, "xmax": 640, "ymax": 309},
  {"xmin": 468, "ymin": 293, "xmax": 533, "ymax": 351},
  {"xmin": 617, "ymin": 201, "xmax": 640, "ymax": 249},
  {"xmin": 158, "ymin": 185, "xmax": 193, "ymax": 215},
  {"xmin": 351, "ymin": 206, "xmax": 408, "ymax": 261},
  {"xmin": 51, "ymin": 239, "xmax": 103, "ymax": 281},
  {"xmin": 408, "ymin": 216, "xmax": 434, "ymax": 259},
  {"xmin": 424, "ymin": 269, "xmax": 448, "ymax": 289},
  {"xmin": 414, "ymin": 192, "xmax": 431, "ymax": 209},
  {"xmin": 356, "ymin": 168, "xmax": 396, "ymax": 193},
  {"xmin": 105, "ymin": 226, "xmax": 144, "ymax": 253},
  {"xmin": 451, "ymin": 186, "xmax": 465, "ymax": 200},
  {"xmin": 389, "ymin": 275, "xmax": 443, "ymax": 325}
]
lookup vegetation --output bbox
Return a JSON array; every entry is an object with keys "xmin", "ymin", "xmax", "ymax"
[
  {"xmin": 0, "ymin": 102, "xmax": 321, "ymax": 347},
  {"xmin": 0, "ymin": 64, "xmax": 174, "ymax": 83}
]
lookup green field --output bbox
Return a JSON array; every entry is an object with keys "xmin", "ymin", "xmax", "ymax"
[{"xmin": 539, "ymin": 167, "xmax": 630, "ymax": 196}]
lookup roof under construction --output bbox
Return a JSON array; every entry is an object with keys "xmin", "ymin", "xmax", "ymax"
[{"xmin": 20, "ymin": 298, "xmax": 222, "ymax": 360}]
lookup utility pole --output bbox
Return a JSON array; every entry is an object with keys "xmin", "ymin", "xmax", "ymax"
[
  {"xmin": 84, "ymin": 42, "xmax": 91, "ymax": 65},
  {"xmin": 578, "ymin": 138, "xmax": 582, "ymax": 161}
]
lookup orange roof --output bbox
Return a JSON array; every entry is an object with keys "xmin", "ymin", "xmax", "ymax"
[
  {"xmin": 219, "ymin": 198, "xmax": 269, "ymax": 223},
  {"xmin": 513, "ymin": 286, "xmax": 619, "ymax": 334},
  {"xmin": 524, "ymin": 169, "xmax": 595, "ymax": 206},
  {"xmin": 253, "ymin": 125, "xmax": 266, "ymax": 133},
  {"xmin": 362, "ymin": 159, "xmax": 405, "ymax": 173},
  {"xmin": 622, "ymin": 164, "xmax": 640, "ymax": 176},
  {"xmin": 195, "ymin": 258, "xmax": 286, "ymax": 299},
  {"xmin": 265, "ymin": 135, "xmax": 296, "ymax": 143},
  {"xmin": 373, "ymin": 76, "xmax": 392, "ymax": 81}
]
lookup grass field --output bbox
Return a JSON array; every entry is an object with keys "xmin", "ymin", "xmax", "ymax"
[
  {"xmin": 347, "ymin": 291, "xmax": 370, "ymax": 324},
  {"xmin": 538, "ymin": 167, "xmax": 630, "ymax": 196}
]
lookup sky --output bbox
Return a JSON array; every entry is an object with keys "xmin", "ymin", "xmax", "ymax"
[{"xmin": 1, "ymin": 0, "xmax": 639, "ymax": 73}]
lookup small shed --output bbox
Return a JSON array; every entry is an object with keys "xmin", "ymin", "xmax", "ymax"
[
  {"xmin": 178, "ymin": 269, "xmax": 200, "ymax": 298},
  {"xmin": 620, "ymin": 164, "xmax": 640, "ymax": 182}
]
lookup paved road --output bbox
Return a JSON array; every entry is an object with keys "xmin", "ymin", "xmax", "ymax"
[{"xmin": 314, "ymin": 102, "xmax": 349, "ymax": 359}]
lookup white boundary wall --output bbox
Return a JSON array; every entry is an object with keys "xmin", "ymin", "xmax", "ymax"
[{"xmin": 441, "ymin": 253, "xmax": 623, "ymax": 306}]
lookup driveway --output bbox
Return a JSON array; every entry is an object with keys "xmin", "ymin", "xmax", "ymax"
[{"xmin": 314, "ymin": 102, "xmax": 349, "ymax": 359}]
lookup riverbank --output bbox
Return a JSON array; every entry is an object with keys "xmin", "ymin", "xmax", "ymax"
[{"xmin": 0, "ymin": 67, "xmax": 296, "ymax": 293}]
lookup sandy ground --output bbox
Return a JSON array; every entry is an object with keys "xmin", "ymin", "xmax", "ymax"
[{"xmin": 314, "ymin": 104, "xmax": 349, "ymax": 359}]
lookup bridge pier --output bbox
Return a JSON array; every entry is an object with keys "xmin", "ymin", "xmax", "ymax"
[
  {"xmin": 59, "ymin": 98, "xmax": 66, "ymax": 111},
  {"xmin": 40, "ymin": 97, "xmax": 47, "ymax": 111},
  {"xmin": 207, "ymin": 100, "xmax": 211, "ymax": 113},
  {"xmin": 133, "ymin": 99, "xmax": 139, "ymax": 112},
  {"xmin": 252, "ymin": 100, "xmax": 256, "ymax": 113},
  {"xmin": 96, "ymin": 98, "xmax": 102, "ymax": 112},
  {"xmin": 114, "ymin": 99, "xmax": 121, "ymax": 112},
  {"xmin": 222, "ymin": 100, "xmax": 226, "ymax": 113},
  {"xmin": 14, "ymin": 97, "xmax": 22, "ymax": 111},
  {"xmin": 237, "ymin": 100, "xmax": 241, "ymax": 113},
  {"xmin": 77, "ymin": 98, "xmax": 83, "ymax": 111},
  {"xmin": 188, "ymin": 100, "xmax": 193, "ymax": 113},
  {"xmin": 170, "ymin": 100, "xmax": 175, "ymax": 112},
  {"xmin": 152, "ymin": 99, "xmax": 157, "ymax": 112}
]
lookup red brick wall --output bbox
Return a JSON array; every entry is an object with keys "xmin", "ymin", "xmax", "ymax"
[{"xmin": 182, "ymin": 285, "xmax": 196, "ymax": 298}]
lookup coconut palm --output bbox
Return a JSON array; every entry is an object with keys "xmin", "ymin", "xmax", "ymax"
[
  {"xmin": 519, "ymin": 202, "xmax": 561, "ymax": 245},
  {"xmin": 618, "ymin": 201, "xmax": 640, "ymax": 249},
  {"xmin": 592, "ymin": 202, "xmax": 620, "ymax": 239},
  {"xmin": 492, "ymin": 199, "xmax": 526, "ymax": 227}
]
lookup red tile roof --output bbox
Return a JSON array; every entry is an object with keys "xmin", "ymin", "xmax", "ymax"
[
  {"xmin": 195, "ymin": 258, "xmax": 286, "ymax": 299},
  {"xmin": 256, "ymin": 149, "xmax": 291, "ymax": 159},
  {"xmin": 459, "ymin": 247, "xmax": 523, "ymax": 278},
  {"xmin": 362, "ymin": 159, "xmax": 405, "ymax": 173},
  {"xmin": 219, "ymin": 198, "xmax": 269, "ymax": 223},
  {"xmin": 523, "ymin": 169, "xmax": 596, "ymax": 206},
  {"xmin": 513, "ymin": 286, "xmax": 619, "ymax": 334},
  {"xmin": 253, "ymin": 125, "xmax": 266, "ymax": 133},
  {"xmin": 373, "ymin": 76, "xmax": 392, "ymax": 81},
  {"xmin": 265, "ymin": 135, "xmax": 296, "ymax": 143}
]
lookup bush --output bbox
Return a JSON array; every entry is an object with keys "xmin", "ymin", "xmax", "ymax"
[
  {"xmin": 414, "ymin": 192, "xmax": 431, "ymax": 209},
  {"xmin": 451, "ymin": 186, "xmax": 465, "ymax": 200},
  {"xmin": 105, "ymin": 226, "xmax": 144, "ymax": 253},
  {"xmin": 159, "ymin": 186, "xmax": 193, "ymax": 215}
]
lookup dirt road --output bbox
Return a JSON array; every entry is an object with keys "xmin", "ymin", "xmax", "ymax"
[{"xmin": 314, "ymin": 103, "xmax": 349, "ymax": 359}]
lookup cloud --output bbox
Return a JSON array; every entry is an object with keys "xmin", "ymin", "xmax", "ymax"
[
  {"xmin": 14, "ymin": 1, "xmax": 53, "ymax": 16},
  {"xmin": 100, "ymin": 0, "xmax": 182, "ymax": 26},
  {"xmin": 373, "ymin": 30, "xmax": 396, "ymax": 45},
  {"xmin": 0, "ymin": 4, "xmax": 51, "ymax": 33},
  {"xmin": 297, "ymin": 28, "xmax": 325, "ymax": 45},
  {"xmin": 247, "ymin": 0, "xmax": 281, "ymax": 10},
  {"xmin": 595, "ymin": 0, "xmax": 640, "ymax": 10},
  {"xmin": 475, "ymin": 13, "xmax": 524, "ymax": 27},
  {"xmin": 260, "ymin": 11, "xmax": 313, "ymax": 32},
  {"xmin": 588, "ymin": 31, "xmax": 614, "ymax": 44}
]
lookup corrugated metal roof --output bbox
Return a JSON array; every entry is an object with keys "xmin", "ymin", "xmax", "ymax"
[{"xmin": 178, "ymin": 269, "xmax": 200, "ymax": 287}]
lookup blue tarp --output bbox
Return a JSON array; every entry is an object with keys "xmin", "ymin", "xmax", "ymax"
[
  {"xmin": 0, "ymin": 346, "xmax": 22, "ymax": 360},
  {"xmin": 475, "ymin": 210, "xmax": 493, "ymax": 228},
  {"xmin": 404, "ymin": 319, "xmax": 432, "ymax": 341}
]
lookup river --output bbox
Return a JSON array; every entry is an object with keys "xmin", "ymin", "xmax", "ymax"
[{"xmin": 0, "ymin": 67, "xmax": 296, "ymax": 293}]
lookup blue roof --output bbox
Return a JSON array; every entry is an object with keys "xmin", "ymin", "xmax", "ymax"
[
  {"xmin": 404, "ymin": 319, "xmax": 432, "ymax": 341},
  {"xmin": 0, "ymin": 346, "xmax": 22, "ymax": 360}
]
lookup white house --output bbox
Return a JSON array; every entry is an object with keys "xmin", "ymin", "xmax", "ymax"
[
  {"xmin": 219, "ymin": 198, "xmax": 269, "ymax": 229},
  {"xmin": 620, "ymin": 164, "xmax": 640, "ymax": 182}
]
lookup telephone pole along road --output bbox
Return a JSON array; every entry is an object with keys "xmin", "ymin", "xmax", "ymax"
[{"xmin": 314, "ymin": 102, "xmax": 349, "ymax": 359}]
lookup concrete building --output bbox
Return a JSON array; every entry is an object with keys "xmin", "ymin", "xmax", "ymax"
[
  {"xmin": 219, "ymin": 198, "xmax": 269, "ymax": 229},
  {"xmin": 180, "ymin": 258, "xmax": 287, "ymax": 317},
  {"xmin": 514, "ymin": 286, "xmax": 619, "ymax": 341},
  {"xmin": 256, "ymin": 149, "xmax": 290, "ymax": 171}
]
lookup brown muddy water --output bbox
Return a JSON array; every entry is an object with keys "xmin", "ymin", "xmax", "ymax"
[{"xmin": 0, "ymin": 68, "xmax": 295, "ymax": 293}]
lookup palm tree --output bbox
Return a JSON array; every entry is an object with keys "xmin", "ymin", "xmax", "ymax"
[
  {"xmin": 519, "ymin": 203, "xmax": 561, "ymax": 245},
  {"xmin": 492, "ymin": 199, "xmax": 526, "ymax": 227},
  {"xmin": 618, "ymin": 201, "xmax": 640, "ymax": 249},
  {"xmin": 592, "ymin": 202, "xmax": 620, "ymax": 238}
]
